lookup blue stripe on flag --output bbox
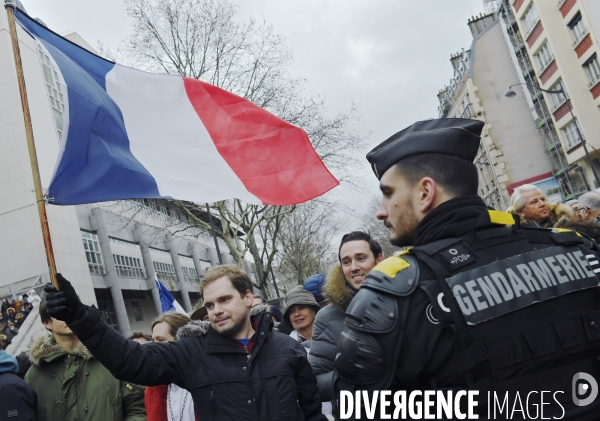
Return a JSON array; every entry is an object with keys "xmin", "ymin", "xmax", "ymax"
[
  {"xmin": 15, "ymin": 10, "xmax": 162, "ymax": 205},
  {"xmin": 155, "ymin": 277, "xmax": 177, "ymax": 313}
]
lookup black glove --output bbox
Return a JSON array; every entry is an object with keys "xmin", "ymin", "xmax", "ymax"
[{"xmin": 43, "ymin": 273, "xmax": 88, "ymax": 323}]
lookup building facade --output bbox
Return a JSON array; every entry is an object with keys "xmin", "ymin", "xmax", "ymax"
[
  {"xmin": 507, "ymin": 0, "xmax": 600, "ymax": 190},
  {"xmin": 438, "ymin": 13, "xmax": 558, "ymax": 210},
  {"xmin": 0, "ymin": 5, "xmax": 262, "ymax": 337}
]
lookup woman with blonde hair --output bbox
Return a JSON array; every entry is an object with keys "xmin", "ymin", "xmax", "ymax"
[{"xmin": 145, "ymin": 312, "xmax": 198, "ymax": 421}]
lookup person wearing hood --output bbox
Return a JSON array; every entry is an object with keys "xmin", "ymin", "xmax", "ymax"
[
  {"xmin": 43, "ymin": 265, "xmax": 326, "ymax": 421},
  {"xmin": 308, "ymin": 231, "xmax": 383, "ymax": 415},
  {"xmin": 24, "ymin": 296, "xmax": 146, "ymax": 421},
  {"xmin": 0, "ymin": 350, "xmax": 40, "ymax": 420}
]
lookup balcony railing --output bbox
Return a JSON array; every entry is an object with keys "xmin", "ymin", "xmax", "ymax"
[
  {"xmin": 572, "ymin": 27, "xmax": 589, "ymax": 48},
  {"xmin": 459, "ymin": 104, "xmax": 474, "ymax": 119},
  {"xmin": 156, "ymin": 272, "xmax": 177, "ymax": 282},
  {"xmin": 116, "ymin": 267, "xmax": 146, "ymax": 279},
  {"xmin": 588, "ymin": 73, "xmax": 600, "ymax": 89},
  {"xmin": 89, "ymin": 264, "xmax": 106, "ymax": 276}
]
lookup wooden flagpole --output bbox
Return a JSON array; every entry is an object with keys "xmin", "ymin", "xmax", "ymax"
[{"xmin": 4, "ymin": 0, "xmax": 58, "ymax": 288}]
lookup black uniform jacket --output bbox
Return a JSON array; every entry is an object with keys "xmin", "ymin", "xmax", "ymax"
[{"xmin": 69, "ymin": 306, "xmax": 326, "ymax": 421}]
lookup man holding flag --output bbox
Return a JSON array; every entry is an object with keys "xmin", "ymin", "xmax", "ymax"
[{"xmin": 43, "ymin": 267, "xmax": 326, "ymax": 421}]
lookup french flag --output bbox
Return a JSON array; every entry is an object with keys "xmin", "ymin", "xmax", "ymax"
[
  {"xmin": 155, "ymin": 276, "xmax": 187, "ymax": 315},
  {"xmin": 15, "ymin": 10, "xmax": 339, "ymax": 206}
]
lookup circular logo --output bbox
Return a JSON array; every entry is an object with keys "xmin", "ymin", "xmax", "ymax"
[
  {"xmin": 426, "ymin": 304, "xmax": 439, "ymax": 324},
  {"xmin": 449, "ymin": 249, "xmax": 458, "ymax": 255}
]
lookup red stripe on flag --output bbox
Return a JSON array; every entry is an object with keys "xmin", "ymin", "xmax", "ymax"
[{"xmin": 183, "ymin": 78, "xmax": 339, "ymax": 205}]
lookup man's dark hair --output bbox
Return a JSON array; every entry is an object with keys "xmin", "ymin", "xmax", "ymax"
[
  {"xmin": 39, "ymin": 295, "xmax": 51, "ymax": 324},
  {"xmin": 128, "ymin": 330, "xmax": 152, "ymax": 342},
  {"xmin": 395, "ymin": 153, "xmax": 478, "ymax": 197},
  {"xmin": 339, "ymin": 231, "xmax": 383, "ymax": 261}
]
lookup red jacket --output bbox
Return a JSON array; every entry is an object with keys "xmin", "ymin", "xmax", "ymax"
[{"xmin": 144, "ymin": 385, "xmax": 199, "ymax": 421}]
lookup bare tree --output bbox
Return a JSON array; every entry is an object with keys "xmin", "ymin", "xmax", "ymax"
[
  {"xmin": 362, "ymin": 196, "xmax": 401, "ymax": 258},
  {"xmin": 273, "ymin": 202, "xmax": 340, "ymax": 294},
  {"xmin": 101, "ymin": 0, "xmax": 366, "ymax": 298}
]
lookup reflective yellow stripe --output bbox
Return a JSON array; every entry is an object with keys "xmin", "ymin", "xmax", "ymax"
[
  {"xmin": 372, "ymin": 256, "xmax": 410, "ymax": 278},
  {"xmin": 488, "ymin": 210, "xmax": 515, "ymax": 226},
  {"xmin": 553, "ymin": 228, "xmax": 582, "ymax": 236}
]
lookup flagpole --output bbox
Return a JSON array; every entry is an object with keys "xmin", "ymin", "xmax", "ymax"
[{"xmin": 4, "ymin": 0, "xmax": 58, "ymax": 287}]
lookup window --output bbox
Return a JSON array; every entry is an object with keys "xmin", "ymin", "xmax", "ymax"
[
  {"xmin": 181, "ymin": 266, "xmax": 199, "ymax": 283},
  {"xmin": 153, "ymin": 261, "xmax": 177, "ymax": 282},
  {"xmin": 113, "ymin": 255, "xmax": 145, "ymax": 278},
  {"xmin": 548, "ymin": 79, "xmax": 568, "ymax": 109},
  {"xmin": 36, "ymin": 45, "xmax": 65, "ymax": 142},
  {"xmin": 522, "ymin": 3, "xmax": 540, "ymax": 34},
  {"xmin": 535, "ymin": 42, "xmax": 554, "ymax": 71},
  {"xmin": 568, "ymin": 13, "xmax": 588, "ymax": 45},
  {"xmin": 583, "ymin": 54, "xmax": 600, "ymax": 87},
  {"xmin": 563, "ymin": 120, "xmax": 582, "ymax": 148},
  {"xmin": 81, "ymin": 231, "xmax": 105, "ymax": 275}
]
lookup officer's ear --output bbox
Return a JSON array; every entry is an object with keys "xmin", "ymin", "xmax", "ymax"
[
  {"xmin": 417, "ymin": 177, "xmax": 438, "ymax": 213},
  {"xmin": 376, "ymin": 253, "xmax": 384, "ymax": 263}
]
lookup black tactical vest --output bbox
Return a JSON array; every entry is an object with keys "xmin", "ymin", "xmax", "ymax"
[{"xmin": 336, "ymin": 211, "xmax": 600, "ymax": 420}]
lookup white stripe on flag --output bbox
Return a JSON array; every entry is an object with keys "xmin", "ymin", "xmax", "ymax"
[{"xmin": 105, "ymin": 65, "xmax": 261, "ymax": 204}]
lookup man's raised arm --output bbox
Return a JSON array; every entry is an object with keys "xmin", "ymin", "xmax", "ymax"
[{"xmin": 44, "ymin": 274, "xmax": 184, "ymax": 386}]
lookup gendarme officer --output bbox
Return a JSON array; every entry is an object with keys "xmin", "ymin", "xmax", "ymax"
[{"xmin": 335, "ymin": 118, "xmax": 600, "ymax": 420}]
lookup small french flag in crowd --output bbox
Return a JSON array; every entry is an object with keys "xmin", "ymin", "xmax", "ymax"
[
  {"xmin": 15, "ymin": 9, "xmax": 338, "ymax": 206},
  {"xmin": 155, "ymin": 275, "xmax": 186, "ymax": 315}
]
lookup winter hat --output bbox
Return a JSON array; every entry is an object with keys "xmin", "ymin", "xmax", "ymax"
[
  {"xmin": 0, "ymin": 351, "xmax": 18, "ymax": 374},
  {"xmin": 190, "ymin": 301, "xmax": 208, "ymax": 321},
  {"xmin": 269, "ymin": 305, "xmax": 283, "ymax": 323},
  {"xmin": 283, "ymin": 289, "xmax": 321, "ymax": 328},
  {"xmin": 303, "ymin": 274, "xmax": 326, "ymax": 304}
]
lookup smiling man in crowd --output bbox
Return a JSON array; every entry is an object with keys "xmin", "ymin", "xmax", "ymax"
[
  {"xmin": 43, "ymin": 266, "xmax": 326, "ymax": 421},
  {"xmin": 309, "ymin": 231, "xmax": 383, "ymax": 418}
]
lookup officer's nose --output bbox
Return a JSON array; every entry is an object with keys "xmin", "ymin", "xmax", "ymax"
[{"xmin": 376, "ymin": 200, "xmax": 388, "ymax": 220}]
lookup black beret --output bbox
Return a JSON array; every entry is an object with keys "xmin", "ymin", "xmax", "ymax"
[{"xmin": 366, "ymin": 118, "xmax": 484, "ymax": 179}]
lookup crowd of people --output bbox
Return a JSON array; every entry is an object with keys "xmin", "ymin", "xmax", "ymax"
[
  {"xmin": 0, "ymin": 291, "xmax": 37, "ymax": 350},
  {"xmin": 4, "ymin": 118, "xmax": 600, "ymax": 420}
]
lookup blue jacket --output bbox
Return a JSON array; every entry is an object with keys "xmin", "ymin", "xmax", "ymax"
[{"xmin": 0, "ymin": 350, "xmax": 40, "ymax": 420}]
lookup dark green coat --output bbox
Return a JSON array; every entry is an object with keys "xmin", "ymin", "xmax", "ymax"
[{"xmin": 25, "ymin": 330, "xmax": 146, "ymax": 421}]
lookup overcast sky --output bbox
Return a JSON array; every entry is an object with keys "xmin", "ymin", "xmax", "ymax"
[{"xmin": 21, "ymin": 0, "xmax": 488, "ymax": 227}]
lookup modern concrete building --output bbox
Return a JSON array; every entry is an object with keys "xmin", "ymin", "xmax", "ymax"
[
  {"xmin": 0, "ymin": 4, "xmax": 260, "ymax": 340},
  {"xmin": 507, "ymin": 0, "xmax": 600, "ymax": 189},
  {"xmin": 438, "ymin": 13, "xmax": 558, "ymax": 209}
]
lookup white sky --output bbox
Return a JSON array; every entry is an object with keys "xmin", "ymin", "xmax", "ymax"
[{"xmin": 21, "ymin": 0, "xmax": 488, "ymax": 227}]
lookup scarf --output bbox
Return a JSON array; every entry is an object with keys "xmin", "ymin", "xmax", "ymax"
[{"xmin": 412, "ymin": 195, "xmax": 490, "ymax": 246}]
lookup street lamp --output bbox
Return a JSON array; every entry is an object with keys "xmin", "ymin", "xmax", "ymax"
[{"xmin": 505, "ymin": 82, "xmax": 600, "ymax": 188}]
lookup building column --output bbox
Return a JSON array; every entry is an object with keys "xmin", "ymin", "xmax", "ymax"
[
  {"xmin": 207, "ymin": 247, "xmax": 219, "ymax": 266},
  {"xmin": 90, "ymin": 208, "xmax": 131, "ymax": 337},
  {"xmin": 190, "ymin": 243, "xmax": 205, "ymax": 282},
  {"xmin": 165, "ymin": 233, "xmax": 192, "ymax": 312},
  {"xmin": 134, "ymin": 224, "xmax": 163, "ymax": 317}
]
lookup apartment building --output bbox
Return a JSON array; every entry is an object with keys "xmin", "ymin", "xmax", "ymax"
[
  {"xmin": 511, "ymin": 0, "xmax": 600, "ymax": 188},
  {"xmin": 438, "ymin": 13, "xmax": 556, "ymax": 210}
]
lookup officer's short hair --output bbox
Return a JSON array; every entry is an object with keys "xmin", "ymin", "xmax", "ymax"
[
  {"xmin": 578, "ymin": 191, "xmax": 600, "ymax": 211},
  {"xmin": 339, "ymin": 231, "xmax": 383, "ymax": 261},
  {"xmin": 507, "ymin": 184, "xmax": 542, "ymax": 213},
  {"xmin": 394, "ymin": 153, "xmax": 478, "ymax": 197},
  {"xmin": 200, "ymin": 264, "xmax": 253, "ymax": 298}
]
